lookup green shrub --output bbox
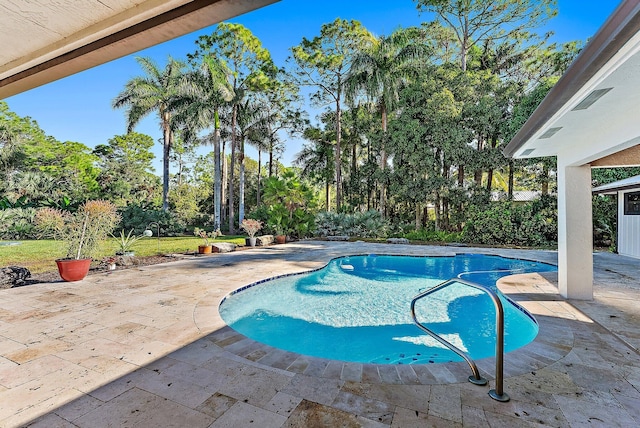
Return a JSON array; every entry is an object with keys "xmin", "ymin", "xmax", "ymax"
[
  {"xmin": 462, "ymin": 196, "xmax": 557, "ymax": 247},
  {"xmin": 403, "ymin": 228, "xmax": 462, "ymax": 243},
  {"xmin": 0, "ymin": 207, "xmax": 37, "ymax": 239},
  {"xmin": 118, "ymin": 203, "xmax": 185, "ymax": 237},
  {"xmin": 315, "ymin": 210, "xmax": 389, "ymax": 238}
]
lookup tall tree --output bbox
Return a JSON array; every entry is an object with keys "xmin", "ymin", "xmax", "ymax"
[
  {"xmin": 346, "ymin": 28, "xmax": 426, "ymax": 215},
  {"xmin": 93, "ymin": 132, "xmax": 159, "ymax": 206},
  {"xmin": 414, "ymin": 0, "xmax": 557, "ymax": 72},
  {"xmin": 173, "ymin": 55, "xmax": 233, "ymax": 231},
  {"xmin": 295, "ymin": 126, "xmax": 335, "ymax": 211},
  {"xmin": 190, "ymin": 23, "xmax": 276, "ymax": 232},
  {"xmin": 112, "ymin": 56, "xmax": 186, "ymax": 211},
  {"xmin": 288, "ymin": 18, "xmax": 373, "ymax": 211}
]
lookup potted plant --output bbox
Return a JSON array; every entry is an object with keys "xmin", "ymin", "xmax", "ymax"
[
  {"xmin": 103, "ymin": 256, "xmax": 118, "ymax": 271},
  {"xmin": 194, "ymin": 227, "xmax": 219, "ymax": 254},
  {"xmin": 113, "ymin": 229, "xmax": 146, "ymax": 256},
  {"xmin": 35, "ymin": 200, "xmax": 120, "ymax": 281},
  {"xmin": 240, "ymin": 219, "xmax": 263, "ymax": 247}
]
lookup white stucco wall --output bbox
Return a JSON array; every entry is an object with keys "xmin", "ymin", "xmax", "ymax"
[{"xmin": 618, "ymin": 189, "xmax": 640, "ymax": 259}]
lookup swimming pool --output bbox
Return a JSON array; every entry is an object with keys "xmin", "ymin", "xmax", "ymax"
[{"xmin": 219, "ymin": 254, "xmax": 556, "ymax": 364}]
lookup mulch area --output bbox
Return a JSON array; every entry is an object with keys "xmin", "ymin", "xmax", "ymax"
[{"xmin": 3, "ymin": 255, "xmax": 184, "ymax": 289}]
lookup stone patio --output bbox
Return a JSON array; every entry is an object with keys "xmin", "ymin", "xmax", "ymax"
[{"xmin": 0, "ymin": 241, "xmax": 638, "ymax": 427}]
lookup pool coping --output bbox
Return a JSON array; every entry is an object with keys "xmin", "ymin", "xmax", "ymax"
[{"xmin": 199, "ymin": 253, "xmax": 571, "ymax": 387}]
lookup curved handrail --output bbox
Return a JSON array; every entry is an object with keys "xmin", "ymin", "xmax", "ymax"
[{"xmin": 410, "ymin": 278, "xmax": 510, "ymax": 402}]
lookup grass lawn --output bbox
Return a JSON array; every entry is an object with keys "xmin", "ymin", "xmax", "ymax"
[{"xmin": 0, "ymin": 236, "xmax": 247, "ymax": 274}]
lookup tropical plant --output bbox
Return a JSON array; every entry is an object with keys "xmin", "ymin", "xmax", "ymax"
[
  {"xmin": 345, "ymin": 28, "xmax": 426, "ymax": 215},
  {"xmin": 35, "ymin": 200, "xmax": 121, "ymax": 259},
  {"xmin": 288, "ymin": 18, "xmax": 373, "ymax": 211},
  {"xmin": 112, "ymin": 56, "xmax": 187, "ymax": 211},
  {"xmin": 173, "ymin": 55, "xmax": 234, "ymax": 230},
  {"xmin": 0, "ymin": 207, "xmax": 37, "ymax": 239},
  {"xmin": 190, "ymin": 22, "xmax": 277, "ymax": 232},
  {"xmin": 315, "ymin": 210, "xmax": 389, "ymax": 238},
  {"xmin": 112, "ymin": 229, "xmax": 147, "ymax": 255}
]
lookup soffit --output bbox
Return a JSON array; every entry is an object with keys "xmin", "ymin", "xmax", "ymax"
[
  {"xmin": 0, "ymin": 0, "xmax": 278, "ymax": 98},
  {"xmin": 504, "ymin": 0, "xmax": 640, "ymax": 166}
]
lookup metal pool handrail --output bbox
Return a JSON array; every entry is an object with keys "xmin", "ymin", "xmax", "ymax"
[{"xmin": 410, "ymin": 278, "xmax": 510, "ymax": 402}]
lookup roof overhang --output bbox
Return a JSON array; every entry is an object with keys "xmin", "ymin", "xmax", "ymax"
[
  {"xmin": 504, "ymin": 0, "xmax": 640, "ymax": 167},
  {"xmin": 593, "ymin": 174, "xmax": 640, "ymax": 194},
  {"xmin": 0, "ymin": 0, "xmax": 278, "ymax": 99}
]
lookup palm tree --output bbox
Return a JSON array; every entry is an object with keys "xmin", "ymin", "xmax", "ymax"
[
  {"xmin": 346, "ymin": 29, "xmax": 425, "ymax": 215},
  {"xmin": 295, "ymin": 127, "xmax": 334, "ymax": 211},
  {"xmin": 171, "ymin": 56, "xmax": 233, "ymax": 230},
  {"xmin": 112, "ymin": 56, "xmax": 186, "ymax": 211}
]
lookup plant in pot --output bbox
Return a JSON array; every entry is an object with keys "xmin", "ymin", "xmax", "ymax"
[
  {"xmin": 194, "ymin": 228, "xmax": 219, "ymax": 254},
  {"xmin": 35, "ymin": 200, "xmax": 121, "ymax": 281},
  {"xmin": 240, "ymin": 218, "xmax": 263, "ymax": 247},
  {"xmin": 267, "ymin": 205, "xmax": 288, "ymax": 244}
]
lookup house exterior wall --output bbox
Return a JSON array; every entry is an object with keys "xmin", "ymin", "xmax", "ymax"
[{"xmin": 618, "ymin": 189, "xmax": 640, "ymax": 259}]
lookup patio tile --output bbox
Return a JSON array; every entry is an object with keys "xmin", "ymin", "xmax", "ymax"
[
  {"xmin": 209, "ymin": 401, "xmax": 286, "ymax": 428},
  {"xmin": 554, "ymin": 391, "xmax": 637, "ymax": 427},
  {"xmin": 331, "ymin": 390, "xmax": 395, "ymax": 424},
  {"xmin": 264, "ymin": 391, "xmax": 303, "ymax": 416},
  {"xmin": 74, "ymin": 387, "xmax": 213, "ymax": 427},
  {"xmin": 53, "ymin": 393, "xmax": 104, "ymax": 422},
  {"xmin": 428, "ymin": 385, "xmax": 462, "ymax": 423},
  {"xmin": 2, "ymin": 242, "xmax": 640, "ymax": 427},
  {"xmin": 281, "ymin": 373, "xmax": 343, "ymax": 406},
  {"xmin": 391, "ymin": 406, "xmax": 431, "ymax": 427},
  {"xmin": 195, "ymin": 392, "xmax": 237, "ymax": 419},
  {"xmin": 131, "ymin": 369, "xmax": 214, "ymax": 408},
  {"xmin": 283, "ymin": 399, "xmax": 387, "ymax": 428},
  {"xmin": 341, "ymin": 383, "xmax": 431, "ymax": 414}
]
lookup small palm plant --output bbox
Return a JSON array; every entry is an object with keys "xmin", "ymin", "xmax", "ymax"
[{"xmin": 112, "ymin": 229, "xmax": 147, "ymax": 255}]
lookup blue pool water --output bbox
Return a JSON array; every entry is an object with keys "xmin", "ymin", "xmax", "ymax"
[{"xmin": 220, "ymin": 254, "xmax": 556, "ymax": 364}]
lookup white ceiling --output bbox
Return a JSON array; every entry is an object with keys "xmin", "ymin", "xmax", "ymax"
[
  {"xmin": 0, "ymin": 0, "xmax": 278, "ymax": 98},
  {"xmin": 518, "ymin": 42, "xmax": 640, "ymax": 166},
  {"xmin": 504, "ymin": 0, "xmax": 640, "ymax": 168}
]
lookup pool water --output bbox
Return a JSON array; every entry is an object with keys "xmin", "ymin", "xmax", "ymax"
[{"xmin": 219, "ymin": 254, "xmax": 556, "ymax": 364}]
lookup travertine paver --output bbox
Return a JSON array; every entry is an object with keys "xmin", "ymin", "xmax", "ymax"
[{"xmin": 0, "ymin": 241, "xmax": 639, "ymax": 427}]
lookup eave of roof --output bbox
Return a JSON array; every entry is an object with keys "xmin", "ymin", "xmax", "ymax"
[
  {"xmin": 593, "ymin": 174, "xmax": 640, "ymax": 194},
  {"xmin": 503, "ymin": 0, "xmax": 640, "ymax": 158},
  {"xmin": 0, "ymin": 0, "xmax": 278, "ymax": 99}
]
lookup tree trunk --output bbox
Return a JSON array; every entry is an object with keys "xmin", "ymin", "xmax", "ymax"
[
  {"xmin": 486, "ymin": 169, "xmax": 493, "ymax": 192},
  {"xmin": 542, "ymin": 163, "xmax": 549, "ymax": 195},
  {"xmin": 349, "ymin": 137, "xmax": 357, "ymax": 209},
  {"xmin": 325, "ymin": 180, "xmax": 330, "ymax": 212},
  {"xmin": 213, "ymin": 126, "xmax": 221, "ymax": 231},
  {"xmin": 239, "ymin": 135, "xmax": 245, "ymax": 224},
  {"xmin": 221, "ymin": 140, "xmax": 227, "ymax": 224},
  {"xmin": 161, "ymin": 113, "xmax": 171, "ymax": 212},
  {"xmin": 257, "ymin": 149, "xmax": 262, "ymax": 206},
  {"xmin": 268, "ymin": 138, "xmax": 274, "ymax": 177},
  {"xmin": 379, "ymin": 105, "xmax": 388, "ymax": 217},
  {"xmin": 335, "ymin": 94, "xmax": 342, "ymax": 211},
  {"xmin": 229, "ymin": 104, "xmax": 237, "ymax": 233},
  {"xmin": 508, "ymin": 160, "xmax": 514, "ymax": 199},
  {"xmin": 457, "ymin": 164, "xmax": 464, "ymax": 187},
  {"xmin": 415, "ymin": 203, "xmax": 421, "ymax": 230},
  {"xmin": 435, "ymin": 193, "xmax": 441, "ymax": 231},
  {"xmin": 474, "ymin": 138, "xmax": 484, "ymax": 186}
]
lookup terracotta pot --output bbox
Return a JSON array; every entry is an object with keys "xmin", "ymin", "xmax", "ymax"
[
  {"xmin": 275, "ymin": 235, "xmax": 286, "ymax": 244},
  {"xmin": 56, "ymin": 258, "xmax": 92, "ymax": 282},
  {"xmin": 198, "ymin": 245, "xmax": 213, "ymax": 254}
]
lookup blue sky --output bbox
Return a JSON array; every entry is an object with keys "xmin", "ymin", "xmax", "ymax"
[{"xmin": 5, "ymin": 0, "xmax": 620, "ymax": 173}]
